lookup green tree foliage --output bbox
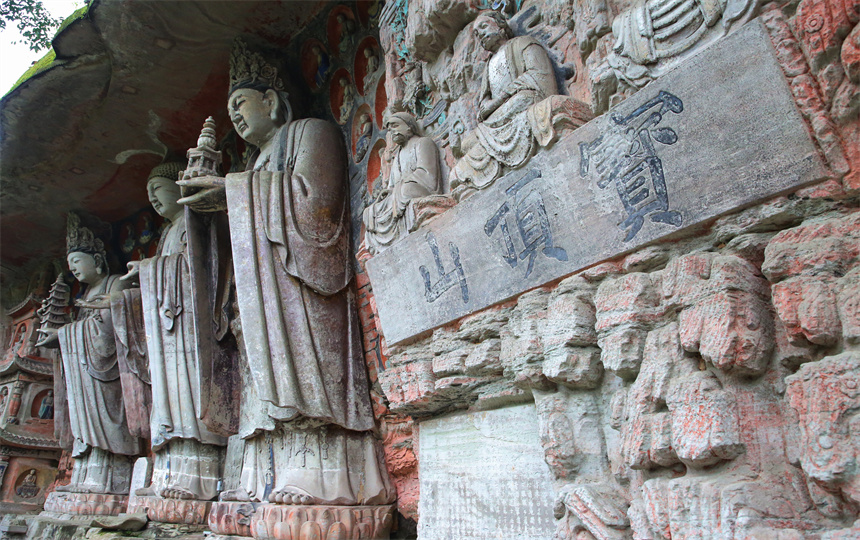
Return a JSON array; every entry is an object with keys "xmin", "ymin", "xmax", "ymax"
[{"xmin": 0, "ymin": 0, "xmax": 63, "ymax": 52}]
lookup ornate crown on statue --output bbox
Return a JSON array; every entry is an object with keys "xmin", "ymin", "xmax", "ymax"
[
  {"xmin": 229, "ymin": 38, "xmax": 284, "ymax": 93},
  {"xmin": 66, "ymin": 213, "xmax": 106, "ymax": 257}
]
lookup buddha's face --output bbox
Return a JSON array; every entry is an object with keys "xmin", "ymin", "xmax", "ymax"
[
  {"xmin": 147, "ymin": 176, "xmax": 182, "ymax": 220},
  {"xmin": 67, "ymin": 252, "xmax": 101, "ymax": 284},
  {"xmin": 475, "ymin": 15, "xmax": 504, "ymax": 52},
  {"xmin": 386, "ymin": 116, "xmax": 412, "ymax": 146},
  {"xmin": 228, "ymin": 88, "xmax": 279, "ymax": 147}
]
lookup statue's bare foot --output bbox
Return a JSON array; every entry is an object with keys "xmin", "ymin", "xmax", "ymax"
[
  {"xmin": 135, "ymin": 486, "xmax": 155, "ymax": 497},
  {"xmin": 162, "ymin": 486, "xmax": 195, "ymax": 500},
  {"xmin": 55, "ymin": 483, "xmax": 73, "ymax": 492},
  {"xmin": 220, "ymin": 488, "xmax": 251, "ymax": 502},
  {"xmin": 269, "ymin": 488, "xmax": 318, "ymax": 505}
]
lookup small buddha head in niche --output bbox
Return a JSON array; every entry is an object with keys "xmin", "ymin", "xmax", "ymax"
[
  {"xmin": 146, "ymin": 163, "xmax": 185, "ymax": 222},
  {"xmin": 474, "ymin": 10, "xmax": 513, "ymax": 53}
]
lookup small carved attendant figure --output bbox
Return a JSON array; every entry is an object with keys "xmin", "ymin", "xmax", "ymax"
[
  {"xmin": 121, "ymin": 163, "xmax": 228, "ymax": 501},
  {"xmin": 38, "ymin": 390, "xmax": 54, "ymax": 419},
  {"xmin": 311, "ymin": 44, "xmax": 330, "ymax": 89},
  {"xmin": 16, "ymin": 469, "xmax": 39, "ymax": 498},
  {"xmin": 449, "ymin": 10, "xmax": 557, "ymax": 200},
  {"xmin": 178, "ymin": 40, "xmax": 393, "ymax": 508},
  {"xmin": 339, "ymin": 77, "xmax": 356, "ymax": 123},
  {"xmin": 336, "ymin": 13, "xmax": 356, "ymax": 55},
  {"xmin": 0, "ymin": 387, "xmax": 8, "ymax": 413},
  {"xmin": 363, "ymin": 46, "xmax": 380, "ymax": 90},
  {"xmin": 355, "ymin": 112, "xmax": 373, "ymax": 162},
  {"xmin": 363, "ymin": 112, "xmax": 441, "ymax": 255},
  {"xmin": 37, "ymin": 214, "xmax": 141, "ymax": 495}
]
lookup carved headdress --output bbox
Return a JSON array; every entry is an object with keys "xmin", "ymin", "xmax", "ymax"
[
  {"xmin": 229, "ymin": 39, "xmax": 285, "ymax": 94},
  {"xmin": 66, "ymin": 213, "xmax": 106, "ymax": 259}
]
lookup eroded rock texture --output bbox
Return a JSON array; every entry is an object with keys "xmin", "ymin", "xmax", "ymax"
[{"xmin": 358, "ymin": 0, "xmax": 860, "ymax": 537}]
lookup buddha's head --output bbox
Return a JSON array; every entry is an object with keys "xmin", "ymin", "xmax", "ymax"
[
  {"xmin": 66, "ymin": 213, "xmax": 108, "ymax": 285},
  {"xmin": 228, "ymin": 40, "xmax": 291, "ymax": 148},
  {"xmin": 67, "ymin": 251, "xmax": 105, "ymax": 285},
  {"xmin": 146, "ymin": 163, "xmax": 184, "ymax": 221}
]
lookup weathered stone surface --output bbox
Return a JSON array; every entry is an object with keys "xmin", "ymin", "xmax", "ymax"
[
  {"xmin": 763, "ymin": 211, "xmax": 860, "ymax": 346},
  {"xmin": 127, "ymin": 496, "xmax": 210, "ymax": 525},
  {"xmin": 417, "ymin": 405, "xmax": 556, "ymax": 540},
  {"xmin": 249, "ymin": 504, "xmax": 394, "ymax": 540},
  {"xmin": 43, "ymin": 492, "xmax": 128, "ymax": 517},
  {"xmin": 368, "ymin": 20, "xmax": 829, "ymax": 346},
  {"xmin": 786, "ymin": 352, "xmax": 860, "ymax": 506}
]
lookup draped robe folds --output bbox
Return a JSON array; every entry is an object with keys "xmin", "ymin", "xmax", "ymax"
[
  {"xmin": 225, "ymin": 119, "xmax": 394, "ymax": 505},
  {"xmin": 140, "ymin": 214, "xmax": 227, "ymax": 450},
  {"xmin": 139, "ymin": 214, "xmax": 228, "ymax": 500},
  {"xmin": 363, "ymin": 135, "xmax": 441, "ymax": 254},
  {"xmin": 58, "ymin": 275, "xmax": 141, "ymax": 459},
  {"xmin": 455, "ymin": 36, "xmax": 557, "ymax": 189}
]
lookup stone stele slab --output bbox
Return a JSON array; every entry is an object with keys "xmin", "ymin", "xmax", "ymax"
[
  {"xmin": 417, "ymin": 405, "xmax": 556, "ymax": 540},
  {"xmin": 365, "ymin": 19, "xmax": 830, "ymax": 346}
]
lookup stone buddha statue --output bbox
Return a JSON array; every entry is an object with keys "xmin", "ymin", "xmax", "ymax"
[
  {"xmin": 449, "ymin": 10, "xmax": 558, "ymax": 200},
  {"xmin": 36, "ymin": 213, "xmax": 142, "ymax": 495},
  {"xmin": 121, "ymin": 163, "xmax": 228, "ymax": 501},
  {"xmin": 179, "ymin": 40, "xmax": 394, "ymax": 509}
]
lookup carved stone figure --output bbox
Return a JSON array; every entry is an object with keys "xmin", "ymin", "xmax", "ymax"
[
  {"xmin": 179, "ymin": 40, "xmax": 394, "ymax": 508},
  {"xmin": 364, "ymin": 46, "xmax": 380, "ymax": 91},
  {"xmin": 121, "ymin": 163, "xmax": 228, "ymax": 501},
  {"xmin": 449, "ymin": 10, "xmax": 558, "ymax": 200},
  {"xmin": 603, "ymin": 0, "xmax": 762, "ymax": 95},
  {"xmin": 311, "ymin": 44, "xmax": 330, "ymax": 88},
  {"xmin": 16, "ymin": 469, "xmax": 39, "ymax": 498},
  {"xmin": 355, "ymin": 112, "xmax": 373, "ymax": 162},
  {"xmin": 38, "ymin": 390, "xmax": 54, "ymax": 419},
  {"xmin": 363, "ymin": 111, "xmax": 441, "ymax": 255},
  {"xmin": 36, "ymin": 214, "xmax": 141, "ymax": 495},
  {"xmin": 339, "ymin": 77, "xmax": 356, "ymax": 123},
  {"xmin": 337, "ymin": 13, "xmax": 356, "ymax": 55}
]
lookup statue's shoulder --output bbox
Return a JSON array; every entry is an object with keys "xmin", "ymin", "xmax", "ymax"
[
  {"xmin": 413, "ymin": 135, "xmax": 440, "ymax": 156},
  {"xmin": 509, "ymin": 34, "xmax": 543, "ymax": 51},
  {"xmin": 292, "ymin": 118, "xmax": 344, "ymax": 152}
]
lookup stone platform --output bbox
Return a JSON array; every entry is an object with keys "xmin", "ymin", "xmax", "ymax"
[
  {"xmin": 209, "ymin": 501, "xmax": 395, "ymax": 539},
  {"xmin": 127, "ymin": 495, "xmax": 212, "ymax": 525},
  {"xmin": 42, "ymin": 491, "xmax": 128, "ymax": 517}
]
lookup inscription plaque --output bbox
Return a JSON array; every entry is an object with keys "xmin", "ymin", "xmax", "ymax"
[
  {"xmin": 417, "ymin": 405, "xmax": 557, "ymax": 540},
  {"xmin": 366, "ymin": 20, "xmax": 830, "ymax": 346}
]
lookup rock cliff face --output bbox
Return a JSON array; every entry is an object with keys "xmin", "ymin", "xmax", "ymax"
[
  {"xmin": 1, "ymin": 0, "xmax": 858, "ymax": 538},
  {"xmin": 355, "ymin": 0, "xmax": 860, "ymax": 538}
]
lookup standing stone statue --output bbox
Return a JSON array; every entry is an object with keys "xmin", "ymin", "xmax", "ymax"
[
  {"xmin": 36, "ymin": 213, "xmax": 141, "ymax": 495},
  {"xmin": 363, "ymin": 111, "xmax": 442, "ymax": 254},
  {"xmin": 179, "ymin": 40, "xmax": 394, "ymax": 508},
  {"xmin": 121, "ymin": 163, "xmax": 229, "ymax": 501},
  {"xmin": 449, "ymin": 10, "xmax": 558, "ymax": 200}
]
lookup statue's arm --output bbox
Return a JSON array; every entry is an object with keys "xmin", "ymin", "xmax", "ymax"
[
  {"xmin": 508, "ymin": 42, "xmax": 556, "ymax": 97},
  {"xmin": 401, "ymin": 137, "xmax": 441, "ymax": 197}
]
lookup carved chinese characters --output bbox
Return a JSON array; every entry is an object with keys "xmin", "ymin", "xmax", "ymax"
[{"xmin": 367, "ymin": 21, "xmax": 829, "ymax": 347}]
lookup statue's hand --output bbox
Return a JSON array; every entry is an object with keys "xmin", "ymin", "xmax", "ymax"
[
  {"xmin": 121, "ymin": 261, "xmax": 140, "ymax": 282},
  {"xmin": 35, "ymin": 327, "xmax": 60, "ymax": 348},
  {"xmin": 177, "ymin": 176, "xmax": 227, "ymax": 213},
  {"xmin": 75, "ymin": 295, "xmax": 111, "ymax": 310}
]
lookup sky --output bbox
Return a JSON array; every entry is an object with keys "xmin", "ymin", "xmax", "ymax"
[{"xmin": 0, "ymin": 1, "xmax": 84, "ymax": 96}]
